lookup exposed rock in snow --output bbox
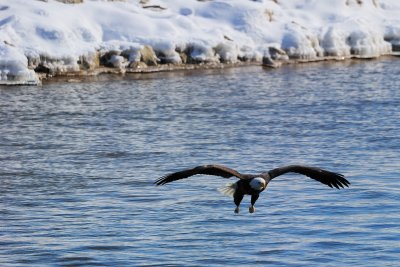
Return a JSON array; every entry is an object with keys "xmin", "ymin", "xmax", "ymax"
[
  {"xmin": 55, "ymin": 0, "xmax": 84, "ymax": 4},
  {"xmin": 1, "ymin": 0, "xmax": 400, "ymax": 85},
  {"xmin": 385, "ymin": 26, "xmax": 400, "ymax": 51}
]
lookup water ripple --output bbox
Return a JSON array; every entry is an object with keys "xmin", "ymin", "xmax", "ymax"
[{"xmin": 1, "ymin": 59, "xmax": 400, "ymax": 266}]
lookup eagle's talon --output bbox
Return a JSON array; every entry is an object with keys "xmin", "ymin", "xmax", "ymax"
[{"xmin": 249, "ymin": 205, "xmax": 255, "ymax": 213}]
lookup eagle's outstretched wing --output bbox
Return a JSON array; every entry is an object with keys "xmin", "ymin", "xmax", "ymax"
[
  {"xmin": 155, "ymin": 164, "xmax": 244, "ymax": 186},
  {"xmin": 265, "ymin": 165, "xmax": 350, "ymax": 189}
]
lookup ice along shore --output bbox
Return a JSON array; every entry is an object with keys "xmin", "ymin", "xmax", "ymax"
[{"xmin": 1, "ymin": 0, "xmax": 400, "ymax": 85}]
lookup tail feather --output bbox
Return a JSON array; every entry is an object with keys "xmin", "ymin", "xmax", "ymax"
[{"xmin": 218, "ymin": 183, "xmax": 237, "ymax": 197}]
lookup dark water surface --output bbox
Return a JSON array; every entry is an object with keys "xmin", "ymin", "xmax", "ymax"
[{"xmin": 1, "ymin": 59, "xmax": 399, "ymax": 266}]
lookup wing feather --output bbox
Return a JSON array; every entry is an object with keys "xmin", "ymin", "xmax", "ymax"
[
  {"xmin": 266, "ymin": 165, "xmax": 350, "ymax": 189},
  {"xmin": 155, "ymin": 164, "xmax": 243, "ymax": 186}
]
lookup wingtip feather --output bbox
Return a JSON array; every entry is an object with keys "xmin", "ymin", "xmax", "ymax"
[
  {"xmin": 330, "ymin": 173, "xmax": 350, "ymax": 189},
  {"xmin": 154, "ymin": 176, "xmax": 167, "ymax": 186}
]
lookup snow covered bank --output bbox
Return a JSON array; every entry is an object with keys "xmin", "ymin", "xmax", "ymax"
[
  {"xmin": 0, "ymin": 43, "xmax": 38, "ymax": 85},
  {"xmin": 1, "ymin": 0, "xmax": 400, "ymax": 85}
]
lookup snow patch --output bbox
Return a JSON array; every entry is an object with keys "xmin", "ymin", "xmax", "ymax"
[
  {"xmin": 0, "ymin": 43, "xmax": 38, "ymax": 85},
  {"xmin": 1, "ymin": 0, "xmax": 400, "ymax": 85}
]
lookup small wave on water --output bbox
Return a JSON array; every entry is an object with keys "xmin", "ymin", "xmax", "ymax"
[{"xmin": 1, "ymin": 59, "xmax": 400, "ymax": 266}]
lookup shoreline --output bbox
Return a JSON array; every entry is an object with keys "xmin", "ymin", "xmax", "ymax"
[
  {"xmin": 2, "ymin": 49, "xmax": 399, "ymax": 87},
  {"xmin": 35, "ymin": 53, "xmax": 399, "ymax": 86},
  {"xmin": 2, "ymin": 1, "xmax": 400, "ymax": 87}
]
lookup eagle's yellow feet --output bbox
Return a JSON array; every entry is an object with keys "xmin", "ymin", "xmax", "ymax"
[{"xmin": 249, "ymin": 205, "xmax": 255, "ymax": 213}]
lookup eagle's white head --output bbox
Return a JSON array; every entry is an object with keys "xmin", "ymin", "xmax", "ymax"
[{"xmin": 250, "ymin": 177, "xmax": 266, "ymax": 191}]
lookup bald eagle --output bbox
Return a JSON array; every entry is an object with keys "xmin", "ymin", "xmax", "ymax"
[{"xmin": 155, "ymin": 164, "xmax": 350, "ymax": 213}]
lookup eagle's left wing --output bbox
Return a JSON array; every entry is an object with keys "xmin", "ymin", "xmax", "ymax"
[{"xmin": 155, "ymin": 164, "xmax": 244, "ymax": 186}]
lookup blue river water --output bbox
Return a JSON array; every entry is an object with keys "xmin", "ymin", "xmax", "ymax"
[{"xmin": 1, "ymin": 58, "xmax": 399, "ymax": 266}]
